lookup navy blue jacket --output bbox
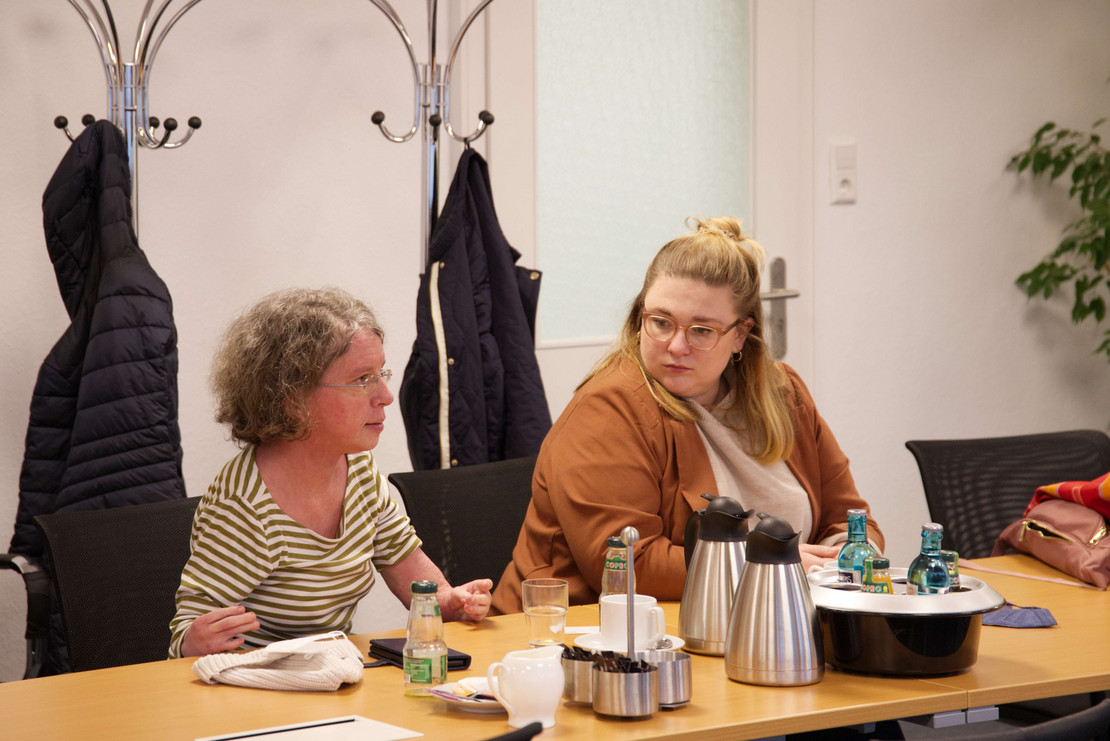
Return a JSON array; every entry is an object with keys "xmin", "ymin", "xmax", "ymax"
[
  {"xmin": 10, "ymin": 120, "xmax": 185, "ymax": 559},
  {"xmin": 400, "ymin": 149, "xmax": 551, "ymax": 470}
]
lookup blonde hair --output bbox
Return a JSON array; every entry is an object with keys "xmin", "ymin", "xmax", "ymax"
[
  {"xmin": 585, "ymin": 217, "xmax": 794, "ymax": 463},
  {"xmin": 211, "ymin": 287, "xmax": 384, "ymax": 445}
]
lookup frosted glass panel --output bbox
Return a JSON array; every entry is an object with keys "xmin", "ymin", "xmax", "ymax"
[{"xmin": 536, "ymin": 0, "xmax": 751, "ymax": 344}]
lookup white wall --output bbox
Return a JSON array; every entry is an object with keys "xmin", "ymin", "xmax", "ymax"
[
  {"xmin": 2, "ymin": 0, "xmax": 1110, "ymax": 681},
  {"xmin": 809, "ymin": 1, "xmax": 1110, "ymax": 568}
]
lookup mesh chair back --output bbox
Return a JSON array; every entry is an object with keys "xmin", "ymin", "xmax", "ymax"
[
  {"xmin": 34, "ymin": 497, "xmax": 199, "ymax": 672},
  {"xmin": 905, "ymin": 430, "xmax": 1110, "ymax": 559},
  {"xmin": 1020, "ymin": 696, "xmax": 1110, "ymax": 741},
  {"xmin": 388, "ymin": 456, "xmax": 536, "ymax": 589}
]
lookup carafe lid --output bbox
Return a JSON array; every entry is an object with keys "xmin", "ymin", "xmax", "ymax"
[
  {"xmin": 745, "ymin": 515, "xmax": 801, "ymax": 565},
  {"xmin": 695, "ymin": 494, "xmax": 754, "ymax": 542}
]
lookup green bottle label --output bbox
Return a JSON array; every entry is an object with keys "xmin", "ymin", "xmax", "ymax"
[
  {"xmin": 403, "ymin": 653, "xmax": 447, "ymax": 686},
  {"xmin": 605, "ymin": 555, "xmax": 627, "ymax": 571},
  {"xmin": 404, "ymin": 657, "xmax": 432, "ymax": 684}
]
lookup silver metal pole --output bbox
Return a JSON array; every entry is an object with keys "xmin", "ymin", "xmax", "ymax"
[{"xmin": 122, "ymin": 63, "xmax": 140, "ymax": 235}]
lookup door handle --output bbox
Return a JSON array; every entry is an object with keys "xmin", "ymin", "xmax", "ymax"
[{"xmin": 759, "ymin": 257, "xmax": 798, "ymax": 361}]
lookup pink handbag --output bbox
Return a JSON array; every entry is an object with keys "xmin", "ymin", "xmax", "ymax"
[{"xmin": 991, "ymin": 497, "xmax": 1110, "ymax": 589}]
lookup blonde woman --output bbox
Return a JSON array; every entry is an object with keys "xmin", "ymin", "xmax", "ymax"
[{"xmin": 492, "ymin": 218, "xmax": 883, "ymax": 613}]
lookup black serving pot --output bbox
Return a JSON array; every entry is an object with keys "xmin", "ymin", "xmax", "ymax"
[{"xmin": 808, "ymin": 569, "xmax": 1004, "ymax": 677}]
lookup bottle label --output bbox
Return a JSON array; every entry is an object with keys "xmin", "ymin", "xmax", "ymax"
[
  {"xmin": 404, "ymin": 654, "xmax": 446, "ymax": 686},
  {"xmin": 604, "ymin": 556, "xmax": 627, "ymax": 571},
  {"xmin": 404, "ymin": 656, "xmax": 433, "ymax": 685},
  {"xmin": 861, "ymin": 581, "xmax": 892, "ymax": 594},
  {"xmin": 838, "ymin": 569, "xmax": 862, "ymax": 584}
]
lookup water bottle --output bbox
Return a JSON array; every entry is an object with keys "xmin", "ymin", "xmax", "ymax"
[
  {"xmin": 941, "ymin": 550, "xmax": 960, "ymax": 590},
  {"xmin": 907, "ymin": 523, "xmax": 950, "ymax": 595},
  {"xmin": 600, "ymin": 535, "xmax": 631, "ymax": 599},
  {"xmin": 403, "ymin": 580, "xmax": 447, "ymax": 696},
  {"xmin": 837, "ymin": 509, "xmax": 877, "ymax": 584}
]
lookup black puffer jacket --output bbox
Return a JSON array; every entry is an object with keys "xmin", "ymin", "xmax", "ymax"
[
  {"xmin": 10, "ymin": 120, "xmax": 185, "ymax": 560},
  {"xmin": 400, "ymin": 149, "xmax": 551, "ymax": 470}
]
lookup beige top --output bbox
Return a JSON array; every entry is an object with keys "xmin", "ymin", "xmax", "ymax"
[{"xmin": 693, "ymin": 401, "xmax": 843, "ymax": 547}]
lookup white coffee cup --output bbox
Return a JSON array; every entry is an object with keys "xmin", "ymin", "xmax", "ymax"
[{"xmin": 599, "ymin": 593, "xmax": 666, "ymax": 650}]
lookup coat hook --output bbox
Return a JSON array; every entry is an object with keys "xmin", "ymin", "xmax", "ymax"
[
  {"xmin": 58, "ymin": 0, "xmax": 207, "ymax": 238},
  {"xmin": 54, "ymin": 114, "xmax": 96, "ymax": 142},
  {"xmin": 144, "ymin": 115, "xmax": 203, "ymax": 149}
]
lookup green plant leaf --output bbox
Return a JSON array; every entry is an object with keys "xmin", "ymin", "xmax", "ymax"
[
  {"xmin": 1093, "ymin": 297, "xmax": 1107, "ymax": 323},
  {"xmin": 1011, "ymin": 118, "xmax": 1110, "ymax": 360},
  {"xmin": 1033, "ymin": 149, "xmax": 1052, "ymax": 174},
  {"xmin": 1098, "ymin": 330, "xmax": 1110, "ymax": 361},
  {"xmin": 1053, "ymin": 236, "xmax": 1080, "ymax": 257},
  {"xmin": 1073, "ymin": 159, "xmax": 1090, "ymax": 185},
  {"xmin": 1033, "ymin": 121, "xmax": 1057, "ymax": 143}
]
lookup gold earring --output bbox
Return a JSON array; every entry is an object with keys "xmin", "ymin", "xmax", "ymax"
[{"xmin": 731, "ymin": 350, "xmax": 743, "ymax": 363}]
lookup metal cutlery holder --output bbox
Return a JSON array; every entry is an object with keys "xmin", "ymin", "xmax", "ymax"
[
  {"xmin": 591, "ymin": 664, "xmax": 658, "ymax": 718},
  {"xmin": 562, "ymin": 656, "xmax": 595, "ymax": 704},
  {"xmin": 635, "ymin": 650, "xmax": 692, "ymax": 708}
]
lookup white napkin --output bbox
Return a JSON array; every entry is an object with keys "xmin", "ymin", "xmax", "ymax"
[{"xmin": 192, "ymin": 631, "xmax": 364, "ymax": 692}]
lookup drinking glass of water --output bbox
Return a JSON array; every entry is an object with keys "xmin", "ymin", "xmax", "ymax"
[{"xmin": 522, "ymin": 578, "xmax": 569, "ymax": 647}]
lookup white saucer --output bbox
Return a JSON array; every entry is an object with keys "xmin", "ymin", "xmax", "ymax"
[
  {"xmin": 573, "ymin": 632, "xmax": 685, "ymax": 653},
  {"xmin": 429, "ymin": 677, "xmax": 505, "ymax": 714}
]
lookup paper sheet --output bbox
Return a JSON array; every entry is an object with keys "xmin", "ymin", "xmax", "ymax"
[
  {"xmin": 565, "ymin": 625, "xmax": 598, "ymax": 634},
  {"xmin": 195, "ymin": 715, "xmax": 422, "ymax": 740}
]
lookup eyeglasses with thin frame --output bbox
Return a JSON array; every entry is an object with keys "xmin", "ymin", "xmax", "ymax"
[
  {"xmin": 641, "ymin": 313, "xmax": 741, "ymax": 351},
  {"xmin": 318, "ymin": 369, "xmax": 393, "ymax": 391}
]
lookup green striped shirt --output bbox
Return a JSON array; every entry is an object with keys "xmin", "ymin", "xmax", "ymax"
[{"xmin": 168, "ymin": 447, "xmax": 420, "ymax": 657}]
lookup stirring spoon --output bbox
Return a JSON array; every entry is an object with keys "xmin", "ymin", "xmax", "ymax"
[{"xmin": 621, "ymin": 526, "xmax": 640, "ymax": 657}]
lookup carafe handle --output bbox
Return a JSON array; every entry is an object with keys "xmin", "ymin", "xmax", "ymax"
[{"xmin": 684, "ymin": 511, "xmax": 702, "ymax": 568}]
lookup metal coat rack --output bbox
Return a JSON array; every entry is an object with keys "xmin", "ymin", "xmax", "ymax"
[
  {"xmin": 56, "ymin": 0, "xmax": 494, "ymax": 254},
  {"xmin": 366, "ymin": 0, "xmax": 497, "ymax": 263},
  {"xmin": 56, "ymin": 0, "xmax": 205, "ymax": 239}
]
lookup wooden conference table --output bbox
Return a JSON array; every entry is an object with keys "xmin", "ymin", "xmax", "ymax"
[{"xmin": 3, "ymin": 555, "xmax": 1108, "ymax": 740}]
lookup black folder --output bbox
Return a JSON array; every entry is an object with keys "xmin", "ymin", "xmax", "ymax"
[{"xmin": 367, "ymin": 637, "xmax": 472, "ymax": 671}]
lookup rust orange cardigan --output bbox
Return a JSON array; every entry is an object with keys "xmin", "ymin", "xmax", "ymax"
[{"xmin": 490, "ymin": 359, "xmax": 884, "ymax": 614}]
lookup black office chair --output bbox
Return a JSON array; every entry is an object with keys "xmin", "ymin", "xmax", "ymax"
[
  {"xmin": 0, "ymin": 551, "xmax": 49, "ymax": 678},
  {"xmin": 905, "ymin": 430, "xmax": 1110, "ymax": 559},
  {"xmin": 1019, "ymin": 696, "xmax": 1110, "ymax": 741},
  {"xmin": 388, "ymin": 456, "xmax": 536, "ymax": 589},
  {"xmin": 33, "ymin": 497, "xmax": 199, "ymax": 672}
]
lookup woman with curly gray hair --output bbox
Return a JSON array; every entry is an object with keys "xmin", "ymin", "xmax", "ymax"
[{"xmin": 170, "ymin": 287, "xmax": 492, "ymax": 658}]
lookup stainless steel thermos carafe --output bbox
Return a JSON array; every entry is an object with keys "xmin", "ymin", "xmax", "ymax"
[
  {"xmin": 724, "ymin": 514, "xmax": 824, "ymax": 686},
  {"xmin": 678, "ymin": 494, "xmax": 753, "ymax": 655}
]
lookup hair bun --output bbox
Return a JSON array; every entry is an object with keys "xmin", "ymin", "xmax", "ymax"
[{"xmin": 693, "ymin": 216, "xmax": 744, "ymax": 242}]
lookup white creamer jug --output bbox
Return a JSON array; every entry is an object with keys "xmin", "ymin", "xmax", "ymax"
[{"xmin": 487, "ymin": 644, "xmax": 564, "ymax": 728}]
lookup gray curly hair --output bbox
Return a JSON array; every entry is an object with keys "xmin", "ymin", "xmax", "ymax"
[{"xmin": 211, "ymin": 287, "xmax": 384, "ymax": 445}]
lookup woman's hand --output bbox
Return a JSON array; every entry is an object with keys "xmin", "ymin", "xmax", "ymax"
[
  {"xmin": 181, "ymin": 605, "xmax": 260, "ymax": 657},
  {"xmin": 445, "ymin": 579, "xmax": 494, "ymax": 622},
  {"xmin": 381, "ymin": 549, "xmax": 494, "ymax": 621},
  {"xmin": 799, "ymin": 543, "xmax": 840, "ymax": 573}
]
